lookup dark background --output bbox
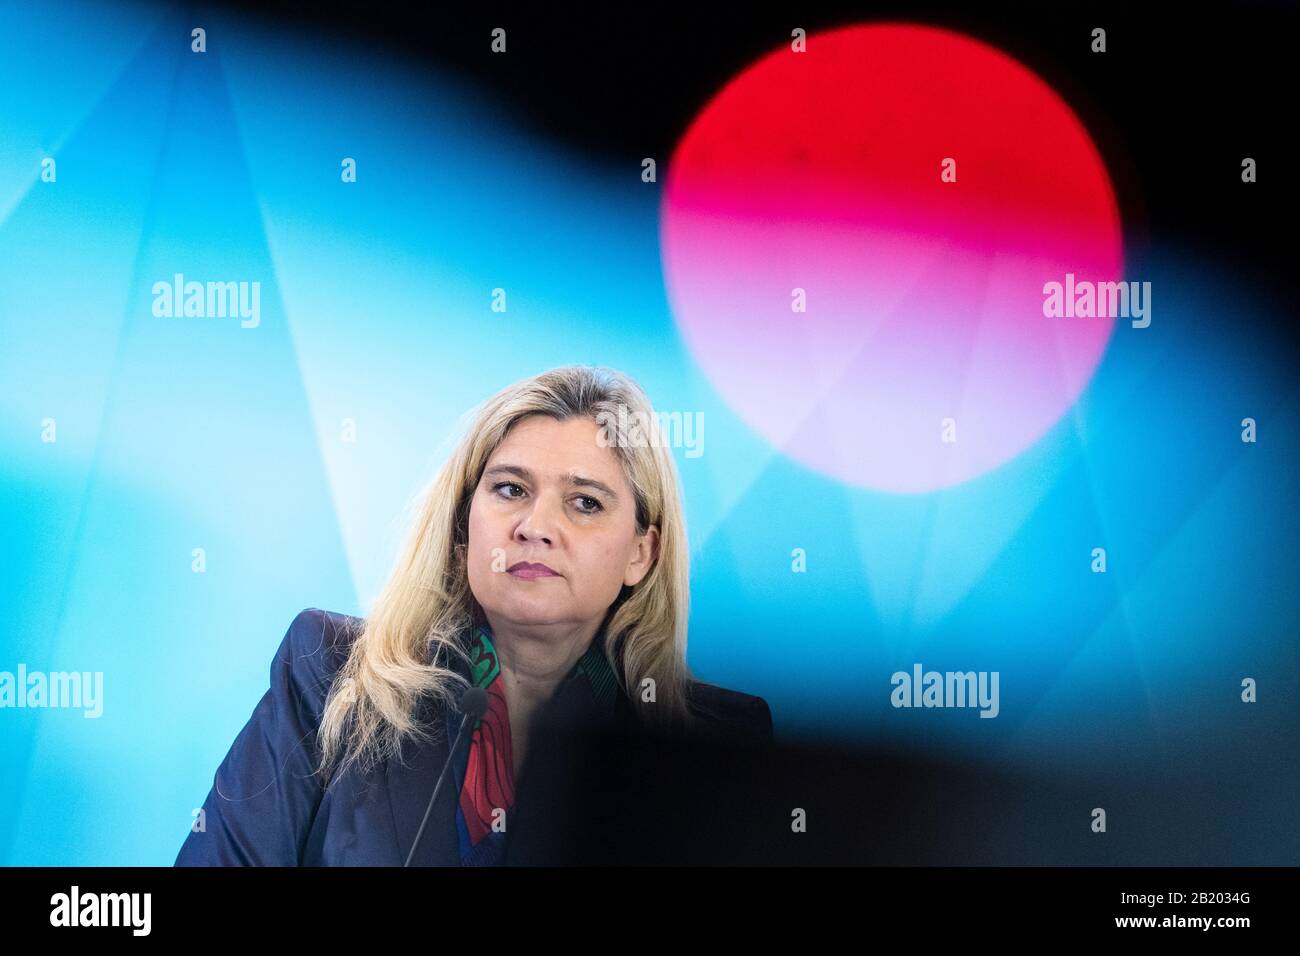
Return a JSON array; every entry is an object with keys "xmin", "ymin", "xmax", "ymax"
[{"xmin": 210, "ymin": 0, "xmax": 1298, "ymax": 321}]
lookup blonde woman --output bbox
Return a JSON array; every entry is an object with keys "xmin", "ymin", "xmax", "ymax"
[{"xmin": 176, "ymin": 365, "xmax": 773, "ymax": 866}]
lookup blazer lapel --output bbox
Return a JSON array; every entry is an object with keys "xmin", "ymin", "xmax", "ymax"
[{"xmin": 386, "ymin": 656, "xmax": 474, "ymax": 867}]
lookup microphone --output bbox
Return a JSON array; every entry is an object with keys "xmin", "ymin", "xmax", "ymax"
[{"xmin": 403, "ymin": 685, "xmax": 490, "ymax": 867}]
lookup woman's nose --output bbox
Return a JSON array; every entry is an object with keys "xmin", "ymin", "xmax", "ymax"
[{"xmin": 516, "ymin": 493, "xmax": 560, "ymax": 544}]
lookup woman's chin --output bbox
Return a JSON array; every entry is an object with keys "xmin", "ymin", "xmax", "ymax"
[{"xmin": 489, "ymin": 598, "xmax": 575, "ymax": 628}]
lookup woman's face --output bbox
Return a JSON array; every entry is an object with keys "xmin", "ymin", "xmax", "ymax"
[{"xmin": 466, "ymin": 414, "xmax": 659, "ymax": 634}]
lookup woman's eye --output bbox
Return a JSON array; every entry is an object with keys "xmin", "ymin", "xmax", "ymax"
[
  {"xmin": 494, "ymin": 482, "xmax": 525, "ymax": 499},
  {"xmin": 492, "ymin": 482, "xmax": 600, "ymax": 513}
]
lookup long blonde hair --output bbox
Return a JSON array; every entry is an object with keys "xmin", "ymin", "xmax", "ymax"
[{"xmin": 315, "ymin": 365, "xmax": 696, "ymax": 788}]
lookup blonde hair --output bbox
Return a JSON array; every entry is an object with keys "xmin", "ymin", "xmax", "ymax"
[{"xmin": 315, "ymin": 365, "xmax": 696, "ymax": 788}]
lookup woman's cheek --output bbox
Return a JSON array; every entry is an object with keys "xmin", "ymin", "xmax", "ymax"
[{"xmin": 591, "ymin": 543, "xmax": 627, "ymax": 598}]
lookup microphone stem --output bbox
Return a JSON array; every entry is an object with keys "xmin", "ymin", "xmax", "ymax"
[{"xmin": 403, "ymin": 709, "xmax": 473, "ymax": 867}]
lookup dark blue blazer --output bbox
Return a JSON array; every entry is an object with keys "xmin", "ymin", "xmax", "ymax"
[{"xmin": 175, "ymin": 608, "xmax": 773, "ymax": 866}]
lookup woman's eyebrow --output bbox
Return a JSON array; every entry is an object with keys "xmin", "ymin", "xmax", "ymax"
[
  {"xmin": 570, "ymin": 475, "xmax": 619, "ymax": 500},
  {"xmin": 484, "ymin": 464, "xmax": 619, "ymax": 501}
]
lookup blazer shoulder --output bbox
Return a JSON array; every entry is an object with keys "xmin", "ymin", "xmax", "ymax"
[
  {"xmin": 290, "ymin": 606, "xmax": 363, "ymax": 656},
  {"xmin": 685, "ymin": 680, "xmax": 774, "ymax": 747},
  {"xmin": 280, "ymin": 608, "xmax": 363, "ymax": 708},
  {"xmin": 174, "ymin": 608, "xmax": 364, "ymax": 866}
]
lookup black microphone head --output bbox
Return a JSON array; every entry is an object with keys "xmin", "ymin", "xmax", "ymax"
[{"xmin": 459, "ymin": 686, "xmax": 489, "ymax": 720}]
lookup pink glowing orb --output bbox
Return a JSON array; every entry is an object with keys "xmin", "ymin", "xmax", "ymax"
[{"xmin": 660, "ymin": 23, "xmax": 1122, "ymax": 493}]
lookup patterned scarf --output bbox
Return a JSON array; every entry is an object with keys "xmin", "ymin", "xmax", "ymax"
[{"xmin": 452, "ymin": 622, "xmax": 620, "ymax": 865}]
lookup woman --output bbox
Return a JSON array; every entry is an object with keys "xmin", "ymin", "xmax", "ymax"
[{"xmin": 175, "ymin": 365, "xmax": 773, "ymax": 866}]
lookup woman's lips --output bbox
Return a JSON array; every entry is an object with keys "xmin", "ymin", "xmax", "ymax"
[{"xmin": 507, "ymin": 561, "xmax": 560, "ymax": 580}]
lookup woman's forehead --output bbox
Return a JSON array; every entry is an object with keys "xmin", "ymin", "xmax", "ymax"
[{"xmin": 487, "ymin": 416, "xmax": 626, "ymax": 484}]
